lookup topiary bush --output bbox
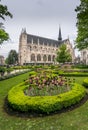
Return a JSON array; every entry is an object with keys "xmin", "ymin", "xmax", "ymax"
[
  {"xmin": 7, "ymin": 82, "xmax": 86, "ymax": 114},
  {"xmin": 83, "ymin": 78, "xmax": 88, "ymax": 88}
]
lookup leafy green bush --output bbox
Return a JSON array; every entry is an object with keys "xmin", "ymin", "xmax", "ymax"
[
  {"xmin": 7, "ymin": 83, "xmax": 86, "ymax": 114},
  {"xmin": 0, "ymin": 66, "xmax": 6, "ymax": 76},
  {"xmin": 83, "ymin": 78, "xmax": 88, "ymax": 88}
]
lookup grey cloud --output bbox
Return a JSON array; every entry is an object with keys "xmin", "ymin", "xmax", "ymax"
[{"xmin": 2, "ymin": 0, "xmax": 80, "ymax": 20}]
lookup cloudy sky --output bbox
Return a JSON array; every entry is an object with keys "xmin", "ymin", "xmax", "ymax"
[{"xmin": 0, "ymin": 0, "xmax": 80, "ymax": 58}]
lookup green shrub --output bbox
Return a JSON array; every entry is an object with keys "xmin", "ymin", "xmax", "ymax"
[
  {"xmin": 0, "ymin": 67, "xmax": 6, "ymax": 76},
  {"xmin": 6, "ymin": 68, "xmax": 13, "ymax": 74},
  {"xmin": 83, "ymin": 78, "xmax": 88, "ymax": 88},
  {"xmin": 73, "ymin": 64, "xmax": 88, "ymax": 69},
  {"xmin": 29, "ymin": 71, "xmax": 37, "ymax": 77},
  {"xmin": 7, "ymin": 82, "xmax": 86, "ymax": 114},
  {"xmin": 59, "ymin": 72, "xmax": 88, "ymax": 77}
]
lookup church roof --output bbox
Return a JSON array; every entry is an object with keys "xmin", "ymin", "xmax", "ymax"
[{"xmin": 27, "ymin": 34, "xmax": 62, "ymax": 47}]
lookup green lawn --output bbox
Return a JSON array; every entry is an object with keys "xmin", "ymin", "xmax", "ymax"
[{"xmin": 0, "ymin": 73, "xmax": 88, "ymax": 130}]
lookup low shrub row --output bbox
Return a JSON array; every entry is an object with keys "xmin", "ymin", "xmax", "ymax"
[
  {"xmin": 7, "ymin": 83, "xmax": 86, "ymax": 114},
  {"xmin": 73, "ymin": 64, "xmax": 88, "ymax": 69},
  {"xmin": 59, "ymin": 72, "xmax": 88, "ymax": 77},
  {"xmin": 83, "ymin": 78, "xmax": 88, "ymax": 88},
  {"xmin": 63, "ymin": 69, "xmax": 88, "ymax": 73}
]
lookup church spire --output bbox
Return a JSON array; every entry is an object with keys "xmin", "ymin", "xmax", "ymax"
[{"xmin": 58, "ymin": 25, "xmax": 62, "ymax": 41}]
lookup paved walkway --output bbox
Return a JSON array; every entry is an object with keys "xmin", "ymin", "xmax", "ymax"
[{"xmin": 0, "ymin": 69, "xmax": 29, "ymax": 77}]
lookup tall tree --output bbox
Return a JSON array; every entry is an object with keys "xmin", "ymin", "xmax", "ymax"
[
  {"xmin": 56, "ymin": 44, "xmax": 72, "ymax": 63},
  {"xmin": 6, "ymin": 50, "xmax": 18, "ymax": 65},
  {"xmin": 75, "ymin": 0, "xmax": 88, "ymax": 50},
  {"xmin": 0, "ymin": 0, "xmax": 12, "ymax": 44}
]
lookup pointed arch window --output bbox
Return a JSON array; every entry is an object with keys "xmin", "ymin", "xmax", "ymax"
[
  {"xmin": 31, "ymin": 54, "xmax": 35, "ymax": 61},
  {"xmin": 43, "ymin": 55, "xmax": 47, "ymax": 62},
  {"xmin": 48, "ymin": 55, "xmax": 51, "ymax": 61},
  {"xmin": 52, "ymin": 55, "xmax": 55, "ymax": 61},
  {"xmin": 37, "ymin": 54, "xmax": 41, "ymax": 61}
]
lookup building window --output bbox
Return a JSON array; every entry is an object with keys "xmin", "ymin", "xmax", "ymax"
[
  {"xmin": 52, "ymin": 55, "xmax": 55, "ymax": 61},
  {"xmin": 31, "ymin": 54, "xmax": 35, "ymax": 61},
  {"xmin": 43, "ymin": 55, "xmax": 47, "ymax": 62},
  {"xmin": 48, "ymin": 55, "xmax": 51, "ymax": 61},
  {"xmin": 44, "ymin": 42, "xmax": 47, "ymax": 46},
  {"xmin": 37, "ymin": 54, "xmax": 41, "ymax": 61}
]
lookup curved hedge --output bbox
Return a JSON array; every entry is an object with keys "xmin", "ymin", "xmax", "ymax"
[
  {"xmin": 7, "ymin": 83, "xmax": 86, "ymax": 114},
  {"xmin": 83, "ymin": 78, "xmax": 88, "ymax": 88}
]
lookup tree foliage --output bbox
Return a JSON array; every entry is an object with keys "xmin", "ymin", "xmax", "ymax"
[
  {"xmin": 56, "ymin": 44, "xmax": 72, "ymax": 63},
  {"xmin": 0, "ymin": 29, "xmax": 9, "ymax": 44},
  {"xmin": 6, "ymin": 50, "xmax": 18, "ymax": 65},
  {"xmin": 0, "ymin": 0, "xmax": 12, "ymax": 44},
  {"xmin": 75, "ymin": 0, "xmax": 88, "ymax": 50}
]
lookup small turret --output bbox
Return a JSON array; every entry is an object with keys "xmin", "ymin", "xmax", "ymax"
[{"xmin": 21, "ymin": 28, "xmax": 26, "ymax": 34}]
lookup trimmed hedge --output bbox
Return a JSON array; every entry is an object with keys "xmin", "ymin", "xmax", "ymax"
[
  {"xmin": 7, "ymin": 83, "xmax": 86, "ymax": 114},
  {"xmin": 59, "ymin": 72, "xmax": 88, "ymax": 77},
  {"xmin": 73, "ymin": 64, "xmax": 88, "ymax": 69},
  {"xmin": 83, "ymin": 78, "xmax": 88, "ymax": 88}
]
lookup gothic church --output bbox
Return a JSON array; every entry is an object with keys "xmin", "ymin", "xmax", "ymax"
[{"xmin": 18, "ymin": 27, "xmax": 75, "ymax": 65}]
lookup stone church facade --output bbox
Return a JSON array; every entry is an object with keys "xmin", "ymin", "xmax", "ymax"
[{"xmin": 18, "ymin": 28, "xmax": 75, "ymax": 65}]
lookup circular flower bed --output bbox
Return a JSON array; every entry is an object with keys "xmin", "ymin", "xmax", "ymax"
[
  {"xmin": 7, "ymin": 69, "xmax": 86, "ymax": 114},
  {"xmin": 7, "ymin": 82, "xmax": 86, "ymax": 114}
]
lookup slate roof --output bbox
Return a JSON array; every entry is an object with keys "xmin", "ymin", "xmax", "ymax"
[
  {"xmin": 27, "ymin": 33, "xmax": 69, "ymax": 47},
  {"xmin": 27, "ymin": 34, "xmax": 62, "ymax": 47}
]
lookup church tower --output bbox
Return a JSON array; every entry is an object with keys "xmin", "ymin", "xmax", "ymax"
[
  {"xmin": 18, "ymin": 28, "xmax": 27, "ymax": 65},
  {"xmin": 58, "ymin": 25, "xmax": 62, "ymax": 41}
]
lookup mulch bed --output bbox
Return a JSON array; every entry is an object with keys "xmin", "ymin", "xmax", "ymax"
[{"xmin": 4, "ymin": 94, "xmax": 88, "ymax": 118}]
